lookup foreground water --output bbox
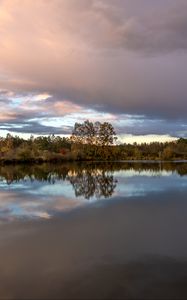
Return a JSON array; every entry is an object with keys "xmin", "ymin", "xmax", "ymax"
[{"xmin": 0, "ymin": 162, "xmax": 187, "ymax": 299}]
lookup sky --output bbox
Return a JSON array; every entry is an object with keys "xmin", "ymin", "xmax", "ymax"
[{"xmin": 0, "ymin": 0, "xmax": 187, "ymax": 143}]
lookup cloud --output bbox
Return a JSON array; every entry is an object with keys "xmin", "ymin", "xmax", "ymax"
[
  {"xmin": 116, "ymin": 117, "xmax": 187, "ymax": 138},
  {"xmin": 0, "ymin": 121, "xmax": 69, "ymax": 135},
  {"xmin": 0, "ymin": 101, "xmax": 186, "ymax": 138},
  {"xmin": 53, "ymin": 101, "xmax": 82, "ymax": 115},
  {"xmin": 118, "ymin": 134, "xmax": 178, "ymax": 145},
  {"xmin": 91, "ymin": 0, "xmax": 187, "ymax": 54},
  {"xmin": 0, "ymin": 0, "xmax": 186, "ymax": 136}
]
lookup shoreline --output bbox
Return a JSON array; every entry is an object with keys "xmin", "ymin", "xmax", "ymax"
[{"xmin": 0, "ymin": 158, "xmax": 187, "ymax": 165}]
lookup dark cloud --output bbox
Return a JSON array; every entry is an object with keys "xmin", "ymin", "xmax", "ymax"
[
  {"xmin": 0, "ymin": 110, "xmax": 186, "ymax": 138},
  {"xmin": 0, "ymin": 120, "xmax": 71, "ymax": 135},
  {"xmin": 117, "ymin": 119, "xmax": 187, "ymax": 138},
  {"xmin": 0, "ymin": 0, "xmax": 186, "ymax": 137},
  {"xmin": 91, "ymin": 0, "xmax": 187, "ymax": 54}
]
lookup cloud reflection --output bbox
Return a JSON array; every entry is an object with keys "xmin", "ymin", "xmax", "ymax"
[{"xmin": 0, "ymin": 162, "xmax": 186, "ymax": 222}]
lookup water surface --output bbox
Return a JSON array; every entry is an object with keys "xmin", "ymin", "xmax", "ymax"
[{"xmin": 0, "ymin": 162, "xmax": 187, "ymax": 299}]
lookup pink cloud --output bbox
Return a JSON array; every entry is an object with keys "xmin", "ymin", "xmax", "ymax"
[{"xmin": 53, "ymin": 100, "xmax": 82, "ymax": 115}]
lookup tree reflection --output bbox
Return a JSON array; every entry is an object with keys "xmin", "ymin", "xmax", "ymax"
[
  {"xmin": 67, "ymin": 169, "xmax": 117, "ymax": 199},
  {"xmin": 0, "ymin": 162, "xmax": 186, "ymax": 199}
]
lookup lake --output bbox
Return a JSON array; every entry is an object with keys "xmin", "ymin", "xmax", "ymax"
[{"xmin": 0, "ymin": 161, "xmax": 187, "ymax": 299}]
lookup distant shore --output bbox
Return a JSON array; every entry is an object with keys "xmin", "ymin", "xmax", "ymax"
[{"xmin": 0, "ymin": 134, "xmax": 187, "ymax": 164}]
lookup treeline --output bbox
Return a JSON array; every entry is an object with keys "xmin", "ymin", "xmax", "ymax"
[
  {"xmin": 0, "ymin": 134, "xmax": 72, "ymax": 163},
  {"xmin": 0, "ymin": 134, "xmax": 187, "ymax": 163},
  {"xmin": 119, "ymin": 138, "xmax": 187, "ymax": 161},
  {"xmin": 0, "ymin": 120, "xmax": 187, "ymax": 163}
]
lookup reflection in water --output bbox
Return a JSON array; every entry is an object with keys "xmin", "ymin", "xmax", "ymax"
[
  {"xmin": 0, "ymin": 162, "xmax": 187, "ymax": 299},
  {"xmin": 0, "ymin": 161, "xmax": 187, "ymax": 185},
  {"xmin": 0, "ymin": 162, "xmax": 186, "ymax": 222},
  {"xmin": 1, "ymin": 190, "xmax": 187, "ymax": 299},
  {"xmin": 67, "ymin": 168, "xmax": 117, "ymax": 199}
]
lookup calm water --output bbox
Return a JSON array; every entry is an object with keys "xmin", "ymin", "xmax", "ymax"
[{"xmin": 0, "ymin": 162, "xmax": 187, "ymax": 299}]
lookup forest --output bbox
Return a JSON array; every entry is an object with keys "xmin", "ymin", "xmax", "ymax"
[{"xmin": 0, "ymin": 120, "xmax": 187, "ymax": 163}]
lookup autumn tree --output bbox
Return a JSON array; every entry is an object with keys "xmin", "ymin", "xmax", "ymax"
[
  {"xmin": 70, "ymin": 120, "xmax": 117, "ymax": 146},
  {"xmin": 71, "ymin": 120, "xmax": 96, "ymax": 144},
  {"xmin": 98, "ymin": 122, "xmax": 117, "ymax": 146}
]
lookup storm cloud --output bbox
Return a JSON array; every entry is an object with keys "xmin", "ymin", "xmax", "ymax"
[{"xmin": 0, "ymin": 0, "xmax": 187, "ymax": 138}]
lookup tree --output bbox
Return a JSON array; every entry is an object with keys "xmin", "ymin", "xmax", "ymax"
[
  {"xmin": 162, "ymin": 146, "xmax": 173, "ymax": 160},
  {"xmin": 70, "ymin": 120, "xmax": 117, "ymax": 146},
  {"xmin": 98, "ymin": 122, "xmax": 117, "ymax": 146},
  {"xmin": 71, "ymin": 120, "xmax": 96, "ymax": 145}
]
